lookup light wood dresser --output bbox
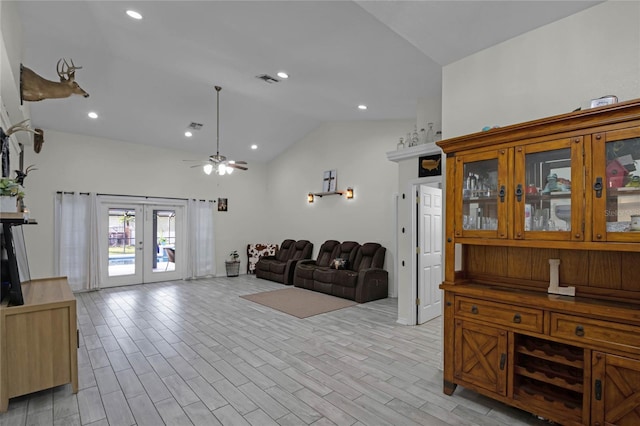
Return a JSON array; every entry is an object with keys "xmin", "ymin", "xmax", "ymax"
[{"xmin": 0, "ymin": 277, "xmax": 78, "ymax": 412}]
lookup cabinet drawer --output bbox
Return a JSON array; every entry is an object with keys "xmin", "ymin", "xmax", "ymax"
[
  {"xmin": 455, "ymin": 297, "xmax": 543, "ymax": 333},
  {"xmin": 550, "ymin": 313, "xmax": 640, "ymax": 355}
]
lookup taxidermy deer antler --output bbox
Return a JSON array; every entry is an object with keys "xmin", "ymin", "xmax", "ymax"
[
  {"xmin": 21, "ymin": 58, "xmax": 89, "ymax": 102},
  {"xmin": 14, "ymin": 165, "xmax": 37, "ymax": 186},
  {"xmin": 5, "ymin": 119, "xmax": 42, "ymax": 137}
]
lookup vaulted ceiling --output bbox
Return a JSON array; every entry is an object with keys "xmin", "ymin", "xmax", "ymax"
[{"xmin": 17, "ymin": 1, "xmax": 600, "ymax": 164}]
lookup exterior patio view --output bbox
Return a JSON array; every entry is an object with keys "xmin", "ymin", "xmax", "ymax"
[{"xmin": 107, "ymin": 208, "xmax": 176, "ymax": 276}]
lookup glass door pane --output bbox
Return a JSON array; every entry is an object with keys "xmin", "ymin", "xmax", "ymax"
[
  {"xmin": 514, "ymin": 137, "xmax": 584, "ymax": 241},
  {"xmin": 455, "ymin": 149, "xmax": 508, "ymax": 239},
  {"xmin": 463, "ymin": 159, "xmax": 499, "ymax": 230},
  {"xmin": 102, "ymin": 205, "xmax": 143, "ymax": 287},
  {"xmin": 593, "ymin": 128, "xmax": 640, "ymax": 242},
  {"xmin": 143, "ymin": 204, "xmax": 183, "ymax": 283}
]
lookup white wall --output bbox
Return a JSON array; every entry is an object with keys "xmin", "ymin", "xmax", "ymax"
[
  {"xmin": 21, "ymin": 129, "xmax": 270, "ymax": 279},
  {"xmin": 443, "ymin": 1, "xmax": 640, "ymax": 138},
  {"xmin": 267, "ymin": 119, "xmax": 410, "ymax": 296}
]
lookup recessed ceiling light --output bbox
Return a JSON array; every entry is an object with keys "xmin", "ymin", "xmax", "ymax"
[
  {"xmin": 358, "ymin": 105, "xmax": 367, "ymax": 110},
  {"xmin": 251, "ymin": 144, "xmax": 258, "ymax": 150},
  {"xmin": 88, "ymin": 112, "xmax": 98, "ymax": 119},
  {"xmin": 126, "ymin": 10, "xmax": 142, "ymax": 20},
  {"xmin": 184, "ymin": 131, "xmax": 193, "ymax": 137},
  {"xmin": 276, "ymin": 72, "xmax": 289, "ymax": 79}
]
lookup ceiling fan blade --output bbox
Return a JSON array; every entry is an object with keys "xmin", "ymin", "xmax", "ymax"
[
  {"xmin": 232, "ymin": 161, "xmax": 248, "ymax": 165},
  {"xmin": 228, "ymin": 164, "xmax": 248, "ymax": 170}
]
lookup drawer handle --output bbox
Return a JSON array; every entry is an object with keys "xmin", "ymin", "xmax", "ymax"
[
  {"xmin": 499, "ymin": 185, "xmax": 506, "ymax": 202},
  {"xmin": 471, "ymin": 305, "xmax": 479, "ymax": 314},
  {"xmin": 513, "ymin": 314, "xmax": 521, "ymax": 324},
  {"xmin": 499, "ymin": 353, "xmax": 506, "ymax": 370},
  {"xmin": 575, "ymin": 325, "xmax": 585, "ymax": 337}
]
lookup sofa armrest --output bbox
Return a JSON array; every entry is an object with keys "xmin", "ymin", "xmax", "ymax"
[
  {"xmin": 355, "ymin": 268, "xmax": 388, "ymax": 303},
  {"xmin": 284, "ymin": 259, "xmax": 306, "ymax": 285},
  {"xmin": 297, "ymin": 259, "xmax": 317, "ymax": 267}
]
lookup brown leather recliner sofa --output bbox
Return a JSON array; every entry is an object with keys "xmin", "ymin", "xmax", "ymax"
[
  {"xmin": 255, "ymin": 239, "xmax": 313, "ymax": 285},
  {"xmin": 293, "ymin": 240, "xmax": 388, "ymax": 303}
]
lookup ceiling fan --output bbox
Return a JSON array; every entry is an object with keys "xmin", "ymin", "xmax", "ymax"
[{"xmin": 189, "ymin": 86, "xmax": 248, "ymax": 175}]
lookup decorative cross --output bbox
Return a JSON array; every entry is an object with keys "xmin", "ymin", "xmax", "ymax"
[{"xmin": 323, "ymin": 170, "xmax": 336, "ymax": 192}]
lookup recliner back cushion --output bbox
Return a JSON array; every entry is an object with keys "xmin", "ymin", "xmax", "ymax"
[
  {"xmin": 289, "ymin": 240, "xmax": 312, "ymax": 260},
  {"xmin": 335, "ymin": 241, "xmax": 360, "ymax": 270},
  {"xmin": 316, "ymin": 240, "xmax": 340, "ymax": 267},
  {"xmin": 352, "ymin": 243, "xmax": 385, "ymax": 271},
  {"xmin": 275, "ymin": 239, "xmax": 295, "ymax": 261}
]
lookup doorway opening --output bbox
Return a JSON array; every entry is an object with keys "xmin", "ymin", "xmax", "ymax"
[{"xmin": 414, "ymin": 182, "xmax": 443, "ymax": 324}]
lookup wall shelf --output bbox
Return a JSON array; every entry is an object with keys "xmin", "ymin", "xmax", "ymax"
[{"xmin": 313, "ymin": 191, "xmax": 344, "ymax": 198}]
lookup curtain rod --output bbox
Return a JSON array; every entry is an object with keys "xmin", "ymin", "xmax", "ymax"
[{"xmin": 56, "ymin": 191, "xmax": 214, "ymax": 203}]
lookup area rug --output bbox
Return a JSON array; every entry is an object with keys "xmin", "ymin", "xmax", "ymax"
[{"xmin": 240, "ymin": 287, "xmax": 357, "ymax": 318}]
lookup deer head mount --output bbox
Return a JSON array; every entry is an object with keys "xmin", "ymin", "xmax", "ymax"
[{"xmin": 20, "ymin": 58, "xmax": 89, "ymax": 102}]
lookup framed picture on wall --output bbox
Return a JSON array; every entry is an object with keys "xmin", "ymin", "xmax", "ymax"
[
  {"xmin": 218, "ymin": 198, "xmax": 228, "ymax": 212},
  {"xmin": 419, "ymin": 154, "xmax": 442, "ymax": 177}
]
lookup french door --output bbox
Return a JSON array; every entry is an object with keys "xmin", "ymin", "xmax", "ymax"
[{"xmin": 100, "ymin": 200, "xmax": 185, "ymax": 287}]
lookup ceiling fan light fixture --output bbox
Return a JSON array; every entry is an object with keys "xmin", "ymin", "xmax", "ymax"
[
  {"xmin": 203, "ymin": 163, "xmax": 213, "ymax": 175},
  {"xmin": 217, "ymin": 163, "xmax": 226, "ymax": 175},
  {"xmin": 277, "ymin": 71, "xmax": 289, "ymax": 79}
]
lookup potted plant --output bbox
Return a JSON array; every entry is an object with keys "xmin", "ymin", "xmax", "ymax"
[
  {"xmin": 225, "ymin": 250, "xmax": 240, "ymax": 277},
  {"xmin": 0, "ymin": 178, "xmax": 24, "ymax": 213}
]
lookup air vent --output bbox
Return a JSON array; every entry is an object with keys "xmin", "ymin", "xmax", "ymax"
[
  {"xmin": 188, "ymin": 122, "xmax": 203, "ymax": 130},
  {"xmin": 256, "ymin": 74, "xmax": 280, "ymax": 84}
]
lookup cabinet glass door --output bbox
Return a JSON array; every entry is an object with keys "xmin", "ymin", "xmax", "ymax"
[
  {"xmin": 514, "ymin": 137, "xmax": 584, "ymax": 241},
  {"xmin": 454, "ymin": 150, "xmax": 508, "ymax": 239},
  {"xmin": 592, "ymin": 128, "xmax": 640, "ymax": 242}
]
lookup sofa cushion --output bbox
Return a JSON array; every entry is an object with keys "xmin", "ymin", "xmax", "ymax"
[
  {"xmin": 288, "ymin": 240, "xmax": 313, "ymax": 261},
  {"xmin": 333, "ymin": 269, "xmax": 359, "ymax": 287},
  {"xmin": 275, "ymin": 239, "xmax": 295, "ymax": 261},
  {"xmin": 316, "ymin": 240, "xmax": 340, "ymax": 267},
  {"xmin": 334, "ymin": 241, "xmax": 360, "ymax": 270},
  {"xmin": 352, "ymin": 243, "xmax": 385, "ymax": 271},
  {"xmin": 314, "ymin": 267, "xmax": 336, "ymax": 284}
]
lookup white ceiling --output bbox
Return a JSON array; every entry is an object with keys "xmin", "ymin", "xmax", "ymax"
[{"xmin": 16, "ymin": 1, "xmax": 600, "ymax": 164}]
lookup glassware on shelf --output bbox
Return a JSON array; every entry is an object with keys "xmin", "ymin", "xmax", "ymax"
[
  {"xmin": 435, "ymin": 131, "xmax": 442, "ymax": 142},
  {"xmin": 397, "ymin": 137, "xmax": 405, "ymax": 150},
  {"xmin": 406, "ymin": 132, "xmax": 414, "ymax": 147},
  {"xmin": 426, "ymin": 123, "xmax": 435, "ymax": 144},
  {"xmin": 411, "ymin": 126, "xmax": 419, "ymax": 146},
  {"xmin": 419, "ymin": 128, "xmax": 427, "ymax": 145}
]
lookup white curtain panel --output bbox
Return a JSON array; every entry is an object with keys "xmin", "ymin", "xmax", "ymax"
[
  {"xmin": 187, "ymin": 199, "xmax": 216, "ymax": 278},
  {"xmin": 54, "ymin": 192, "xmax": 100, "ymax": 291}
]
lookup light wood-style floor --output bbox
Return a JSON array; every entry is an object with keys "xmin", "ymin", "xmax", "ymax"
[{"xmin": 0, "ymin": 275, "xmax": 547, "ymax": 426}]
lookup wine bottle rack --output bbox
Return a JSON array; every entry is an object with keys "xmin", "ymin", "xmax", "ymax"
[{"xmin": 513, "ymin": 335, "xmax": 585, "ymax": 423}]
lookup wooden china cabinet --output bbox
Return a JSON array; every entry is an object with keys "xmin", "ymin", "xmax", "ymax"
[{"xmin": 437, "ymin": 99, "xmax": 640, "ymax": 426}]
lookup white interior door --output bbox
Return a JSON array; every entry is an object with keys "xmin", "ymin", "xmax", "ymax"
[
  {"xmin": 101, "ymin": 200, "xmax": 184, "ymax": 288},
  {"xmin": 418, "ymin": 184, "xmax": 443, "ymax": 324}
]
